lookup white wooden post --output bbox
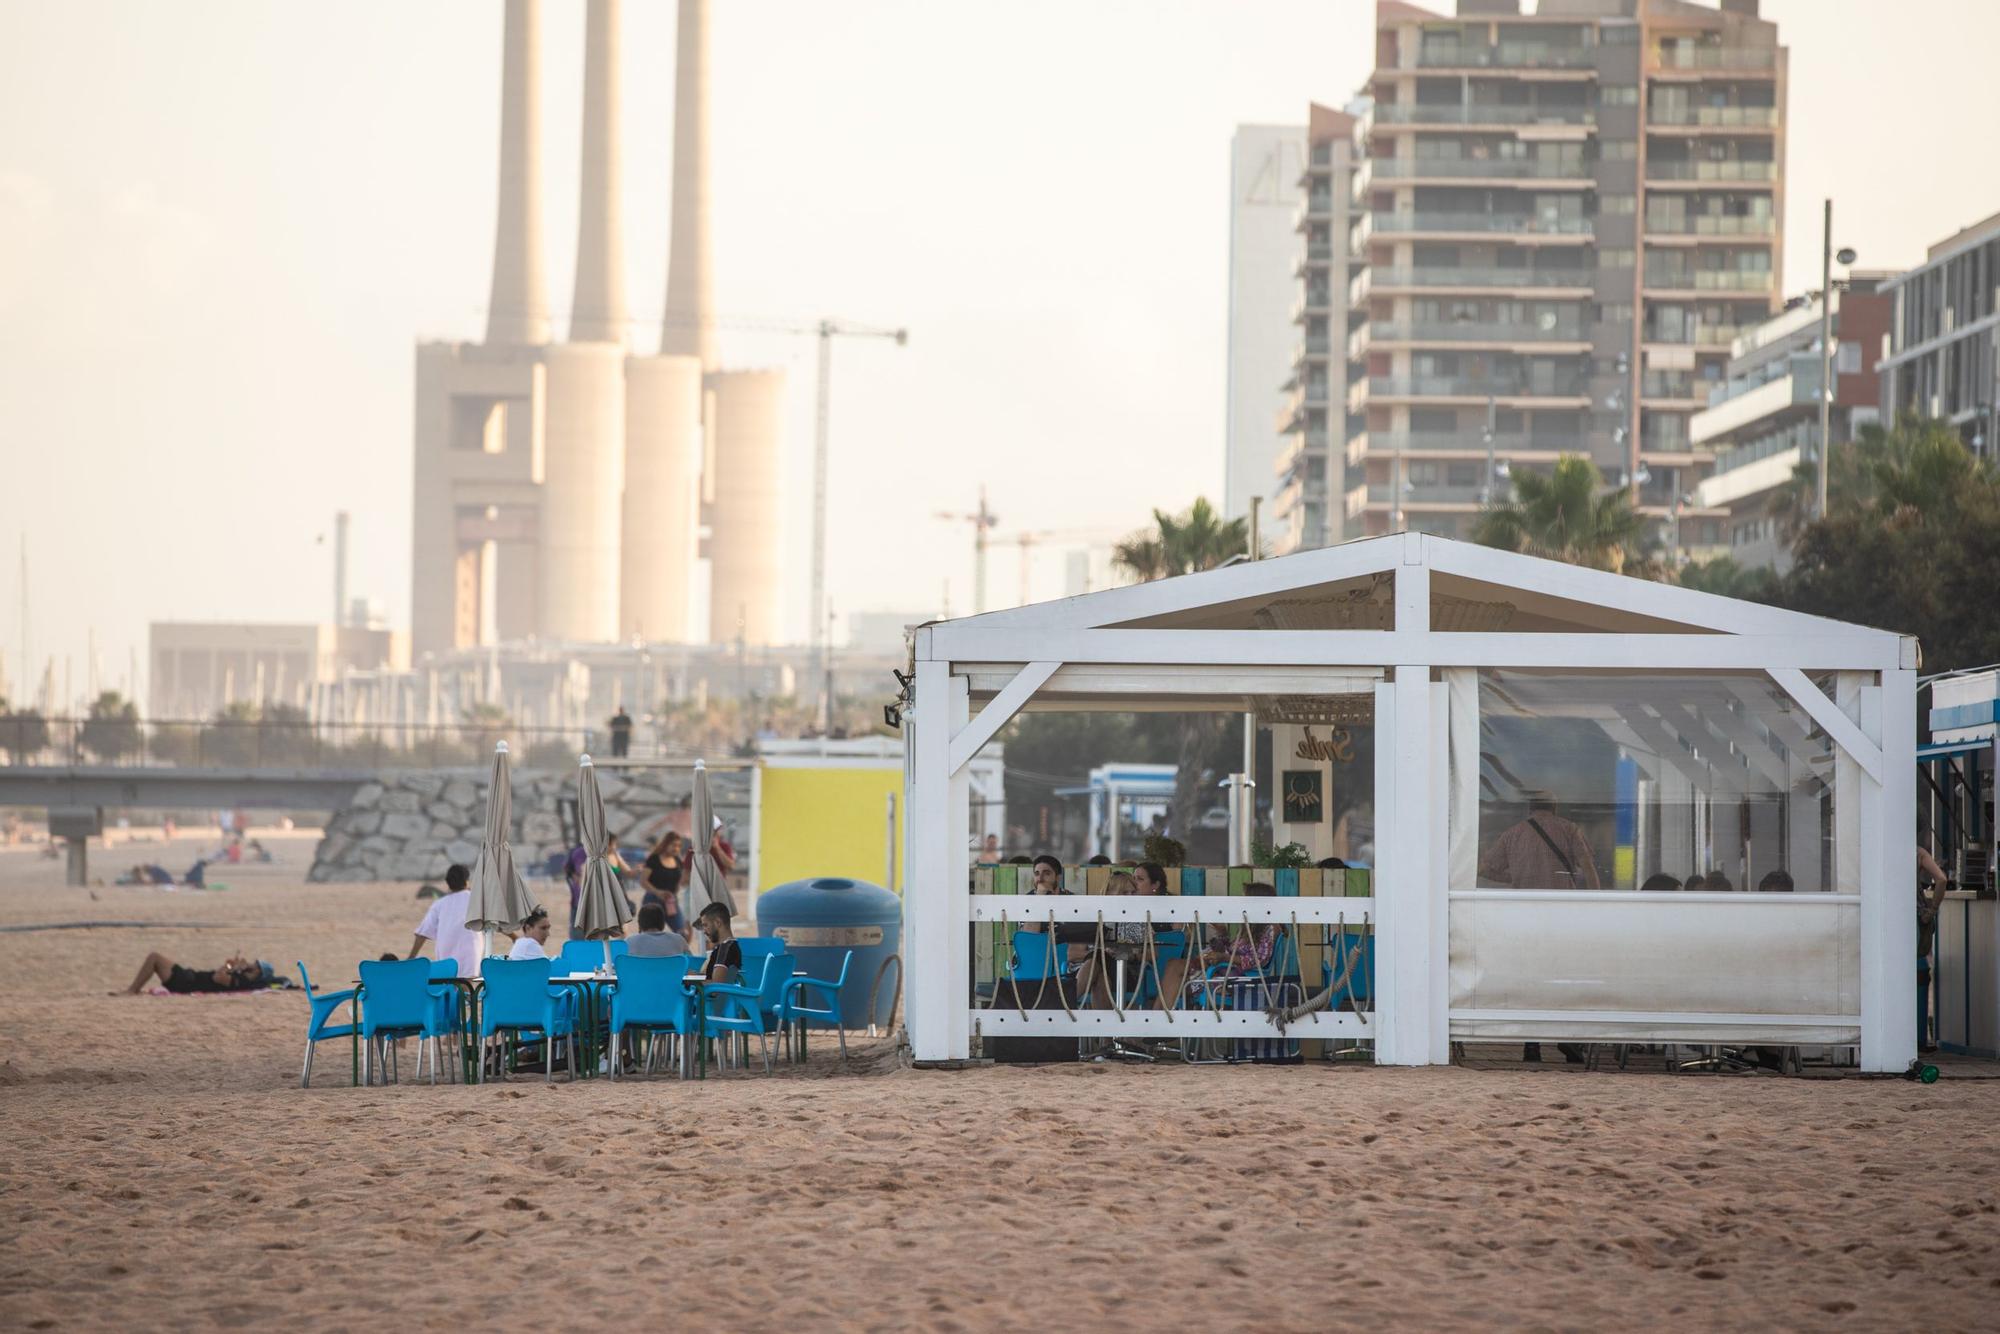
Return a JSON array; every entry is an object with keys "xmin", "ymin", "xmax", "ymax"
[
  {"xmin": 1375, "ymin": 544, "xmax": 1445, "ymax": 1064},
  {"xmin": 1860, "ymin": 661, "xmax": 1918, "ymax": 1071},
  {"xmin": 907, "ymin": 660, "xmax": 969, "ymax": 1062}
]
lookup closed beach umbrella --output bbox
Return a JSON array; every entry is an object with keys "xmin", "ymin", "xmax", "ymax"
[
  {"xmin": 684, "ymin": 758, "xmax": 737, "ymax": 919},
  {"xmin": 573, "ymin": 755, "xmax": 633, "ymax": 967},
  {"xmin": 465, "ymin": 741, "xmax": 537, "ymax": 952}
]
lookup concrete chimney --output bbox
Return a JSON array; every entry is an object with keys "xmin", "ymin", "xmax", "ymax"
[
  {"xmin": 333, "ymin": 510, "xmax": 350, "ymax": 628},
  {"xmin": 486, "ymin": 0, "xmax": 551, "ymax": 346},
  {"xmin": 661, "ymin": 0, "xmax": 717, "ymax": 367},
  {"xmin": 569, "ymin": 0, "xmax": 628, "ymax": 345}
]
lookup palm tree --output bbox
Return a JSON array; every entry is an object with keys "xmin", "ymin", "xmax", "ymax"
[
  {"xmin": 1769, "ymin": 416, "xmax": 1994, "ymax": 541},
  {"xmin": 1471, "ymin": 454, "xmax": 1646, "ymax": 574},
  {"xmin": 1111, "ymin": 498, "xmax": 1250, "ymax": 843}
]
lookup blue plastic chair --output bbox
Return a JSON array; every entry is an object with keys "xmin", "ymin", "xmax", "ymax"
[
  {"xmin": 608, "ymin": 954, "xmax": 694, "ymax": 1079},
  {"xmin": 704, "ymin": 952, "xmax": 793, "ymax": 1072},
  {"xmin": 1322, "ymin": 931, "xmax": 1375, "ymax": 1011},
  {"xmin": 357, "ymin": 958, "xmax": 456, "ymax": 1085},
  {"xmin": 297, "ymin": 961, "xmax": 358, "ymax": 1088},
  {"xmin": 480, "ymin": 957, "xmax": 581, "ymax": 1082},
  {"xmin": 738, "ymin": 936, "xmax": 783, "ymax": 963},
  {"xmin": 778, "ymin": 950, "xmax": 854, "ymax": 1061},
  {"xmin": 1131, "ymin": 930, "xmax": 1188, "ymax": 1010}
]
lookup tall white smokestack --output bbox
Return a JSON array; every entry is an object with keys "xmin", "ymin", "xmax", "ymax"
[
  {"xmin": 333, "ymin": 511, "xmax": 350, "ymax": 628},
  {"xmin": 661, "ymin": 0, "xmax": 716, "ymax": 367},
  {"xmin": 570, "ymin": 0, "xmax": 628, "ymax": 345},
  {"xmin": 486, "ymin": 0, "xmax": 551, "ymax": 347}
]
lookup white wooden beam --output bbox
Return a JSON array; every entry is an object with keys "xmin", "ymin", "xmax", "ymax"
[
  {"xmin": 1862, "ymin": 671, "xmax": 1918, "ymax": 1072},
  {"xmin": 1768, "ymin": 667, "xmax": 1884, "ymax": 783},
  {"xmin": 907, "ymin": 662, "xmax": 970, "ymax": 1062},
  {"xmin": 930, "ymin": 626, "xmax": 1901, "ymax": 671},
  {"xmin": 948, "ymin": 660, "xmax": 1058, "ymax": 775}
]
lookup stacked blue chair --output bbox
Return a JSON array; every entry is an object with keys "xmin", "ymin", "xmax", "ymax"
[
  {"xmin": 608, "ymin": 954, "xmax": 694, "ymax": 1079},
  {"xmin": 778, "ymin": 949, "xmax": 855, "ymax": 1062},
  {"xmin": 357, "ymin": 958, "xmax": 457, "ymax": 1085},
  {"xmin": 480, "ymin": 957, "xmax": 582, "ymax": 1082},
  {"xmin": 297, "ymin": 961, "xmax": 359, "ymax": 1088},
  {"xmin": 703, "ymin": 951, "xmax": 794, "ymax": 1073}
]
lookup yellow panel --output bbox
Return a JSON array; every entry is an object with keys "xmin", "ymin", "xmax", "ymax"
[{"xmin": 755, "ymin": 764, "xmax": 902, "ymax": 898}]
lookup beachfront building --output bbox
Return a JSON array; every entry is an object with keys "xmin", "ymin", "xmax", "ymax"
[
  {"xmin": 1225, "ymin": 122, "xmax": 1309, "ymax": 556},
  {"xmin": 1338, "ymin": 0, "xmax": 1785, "ymax": 547},
  {"xmin": 1271, "ymin": 102, "xmax": 1370, "ymax": 556},
  {"xmin": 148, "ymin": 621, "xmax": 407, "ymax": 721},
  {"xmin": 1878, "ymin": 210, "xmax": 2000, "ymax": 464},
  {"xmin": 1688, "ymin": 279, "xmax": 1892, "ymax": 572},
  {"xmin": 904, "ymin": 532, "xmax": 1916, "ymax": 1072}
]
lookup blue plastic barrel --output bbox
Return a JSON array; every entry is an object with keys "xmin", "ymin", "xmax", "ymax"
[{"xmin": 758, "ymin": 877, "xmax": 903, "ymax": 1029}]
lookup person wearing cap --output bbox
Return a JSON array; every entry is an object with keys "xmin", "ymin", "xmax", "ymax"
[{"xmin": 118, "ymin": 952, "xmax": 269, "ymax": 995}]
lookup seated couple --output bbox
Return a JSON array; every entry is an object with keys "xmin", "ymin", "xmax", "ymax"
[{"xmin": 623, "ymin": 901, "xmax": 739, "ymax": 980}]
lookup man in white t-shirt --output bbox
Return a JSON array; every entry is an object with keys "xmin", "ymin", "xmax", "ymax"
[{"xmin": 408, "ymin": 864, "xmax": 480, "ymax": 977}]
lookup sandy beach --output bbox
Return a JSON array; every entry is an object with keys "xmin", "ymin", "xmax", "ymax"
[{"xmin": 1, "ymin": 832, "xmax": 1997, "ymax": 1331}]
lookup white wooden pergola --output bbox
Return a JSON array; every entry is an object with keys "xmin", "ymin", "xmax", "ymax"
[{"xmin": 903, "ymin": 532, "xmax": 1918, "ymax": 1071}]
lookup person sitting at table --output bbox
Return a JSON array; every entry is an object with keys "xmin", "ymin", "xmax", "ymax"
[
  {"xmin": 118, "ymin": 951, "xmax": 269, "ymax": 996},
  {"xmin": 1199, "ymin": 882, "xmax": 1279, "ymax": 977},
  {"xmin": 695, "ymin": 903, "xmax": 742, "ymax": 982},
  {"xmin": 627, "ymin": 901, "xmax": 689, "ymax": 958},
  {"xmin": 1130, "ymin": 860, "xmax": 1191, "ymax": 1010},
  {"xmin": 506, "ymin": 906, "xmax": 554, "ymax": 959},
  {"xmin": 1078, "ymin": 871, "xmax": 1152, "ymax": 1009}
]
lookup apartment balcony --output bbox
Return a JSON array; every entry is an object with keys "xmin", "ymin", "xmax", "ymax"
[
  {"xmin": 1347, "ymin": 324, "xmax": 1371, "ymax": 362},
  {"xmin": 1645, "ymin": 160, "xmax": 1777, "ymax": 185},
  {"xmin": 1294, "ymin": 332, "xmax": 1332, "ymax": 364},
  {"xmin": 1368, "ymin": 375, "xmax": 1590, "ymax": 406},
  {"xmin": 1371, "ymin": 157, "xmax": 1592, "ymax": 185},
  {"xmin": 1309, "ymin": 141, "xmax": 1335, "ymax": 168},
  {"xmin": 1293, "ymin": 190, "xmax": 1336, "ymax": 227},
  {"xmin": 1367, "ymin": 430, "xmax": 1587, "ymax": 458},
  {"xmin": 1370, "ymin": 264, "xmax": 1594, "ymax": 294},
  {"xmin": 1373, "ymin": 103, "xmax": 1595, "ymax": 128},
  {"xmin": 1372, "ymin": 211, "xmax": 1593, "ymax": 240},
  {"xmin": 1642, "ymin": 268, "xmax": 1776, "ymax": 296},
  {"xmin": 1366, "ymin": 482, "xmax": 1490, "ymax": 507},
  {"xmin": 1350, "ymin": 159, "xmax": 1372, "ymax": 203},
  {"xmin": 1649, "ymin": 46, "xmax": 1780, "ymax": 75},
  {"xmin": 1371, "ymin": 318, "xmax": 1589, "ymax": 347},
  {"xmin": 1349, "ymin": 213, "xmax": 1373, "ymax": 250},
  {"xmin": 1291, "ymin": 287, "xmax": 1333, "ymax": 322},
  {"xmin": 1346, "ymin": 268, "xmax": 1372, "ymax": 315},
  {"xmin": 1644, "ymin": 215, "xmax": 1775, "ymax": 241},
  {"xmin": 1415, "ymin": 43, "xmax": 1599, "ymax": 73},
  {"xmin": 1640, "ymin": 371, "xmax": 1709, "ymax": 407},
  {"xmin": 1646, "ymin": 104, "xmax": 1778, "ymax": 130},
  {"xmin": 1271, "ymin": 433, "xmax": 1326, "ymax": 482}
]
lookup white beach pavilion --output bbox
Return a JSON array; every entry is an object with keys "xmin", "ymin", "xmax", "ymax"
[{"xmin": 903, "ymin": 532, "xmax": 1918, "ymax": 1072}]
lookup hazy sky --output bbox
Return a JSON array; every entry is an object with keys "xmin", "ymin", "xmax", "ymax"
[{"xmin": 2, "ymin": 0, "xmax": 1997, "ymax": 708}]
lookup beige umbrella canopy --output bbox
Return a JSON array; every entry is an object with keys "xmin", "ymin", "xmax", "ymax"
[
  {"xmin": 572, "ymin": 755, "xmax": 633, "ymax": 967},
  {"xmin": 465, "ymin": 742, "xmax": 537, "ymax": 948},
  {"xmin": 682, "ymin": 759, "xmax": 736, "ymax": 920}
]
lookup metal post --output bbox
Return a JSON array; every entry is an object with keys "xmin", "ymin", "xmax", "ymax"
[
  {"xmin": 1106, "ymin": 782, "xmax": 1120, "ymax": 863},
  {"xmin": 1817, "ymin": 198, "xmax": 1833, "ymax": 521},
  {"xmin": 884, "ymin": 791, "xmax": 897, "ymax": 892},
  {"xmin": 1244, "ymin": 499, "xmax": 1260, "ymax": 864},
  {"xmin": 1481, "ymin": 394, "xmax": 1497, "ymax": 503},
  {"xmin": 809, "ymin": 322, "xmax": 833, "ymax": 723}
]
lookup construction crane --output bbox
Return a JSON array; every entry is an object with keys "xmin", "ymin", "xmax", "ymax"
[
  {"xmin": 934, "ymin": 485, "xmax": 999, "ymax": 614},
  {"xmin": 991, "ymin": 526, "xmax": 1123, "ymax": 606}
]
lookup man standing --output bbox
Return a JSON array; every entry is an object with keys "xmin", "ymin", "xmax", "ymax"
[
  {"xmin": 1478, "ymin": 793, "xmax": 1601, "ymax": 890},
  {"xmin": 408, "ymin": 863, "xmax": 480, "ymax": 977},
  {"xmin": 608, "ymin": 705, "xmax": 633, "ymax": 758},
  {"xmin": 1478, "ymin": 794, "xmax": 1600, "ymax": 1065}
]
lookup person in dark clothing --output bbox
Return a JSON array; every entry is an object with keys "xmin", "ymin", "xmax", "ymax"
[
  {"xmin": 119, "ymin": 952, "xmax": 267, "ymax": 995},
  {"xmin": 608, "ymin": 706, "xmax": 633, "ymax": 758},
  {"xmin": 641, "ymin": 830, "xmax": 686, "ymax": 934},
  {"xmin": 695, "ymin": 903, "xmax": 742, "ymax": 981}
]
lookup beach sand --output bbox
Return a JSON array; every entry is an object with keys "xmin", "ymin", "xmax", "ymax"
[{"xmin": 2, "ymin": 832, "xmax": 1997, "ymax": 1331}]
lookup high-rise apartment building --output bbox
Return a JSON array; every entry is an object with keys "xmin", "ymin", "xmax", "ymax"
[
  {"xmin": 1273, "ymin": 103, "xmax": 1370, "ymax": 555},
  {"xmin": 1878, "ymin": 210, "xmax": 2000, "ymax": 462},
  {"xmin": 1225, "ymin": 124, "xmax": 1307, "ymax": 553},
  {"xmin": 1310, "ymin": 0, "xmax": 1785, "ymax": 544}
]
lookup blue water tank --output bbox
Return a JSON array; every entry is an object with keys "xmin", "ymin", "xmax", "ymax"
[{"xmin": 758, "ymin": 877, "xmax": 903, "ymax": 1029}]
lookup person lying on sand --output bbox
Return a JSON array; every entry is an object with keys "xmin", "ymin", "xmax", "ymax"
[{"xmin": 118, "ymin": 952, "xmax": 271, "ymax": 996}]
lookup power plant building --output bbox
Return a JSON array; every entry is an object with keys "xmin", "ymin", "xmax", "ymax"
[{"xmin": 410, "ymin": 0, "xmax": 784, "ymax": 661}]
